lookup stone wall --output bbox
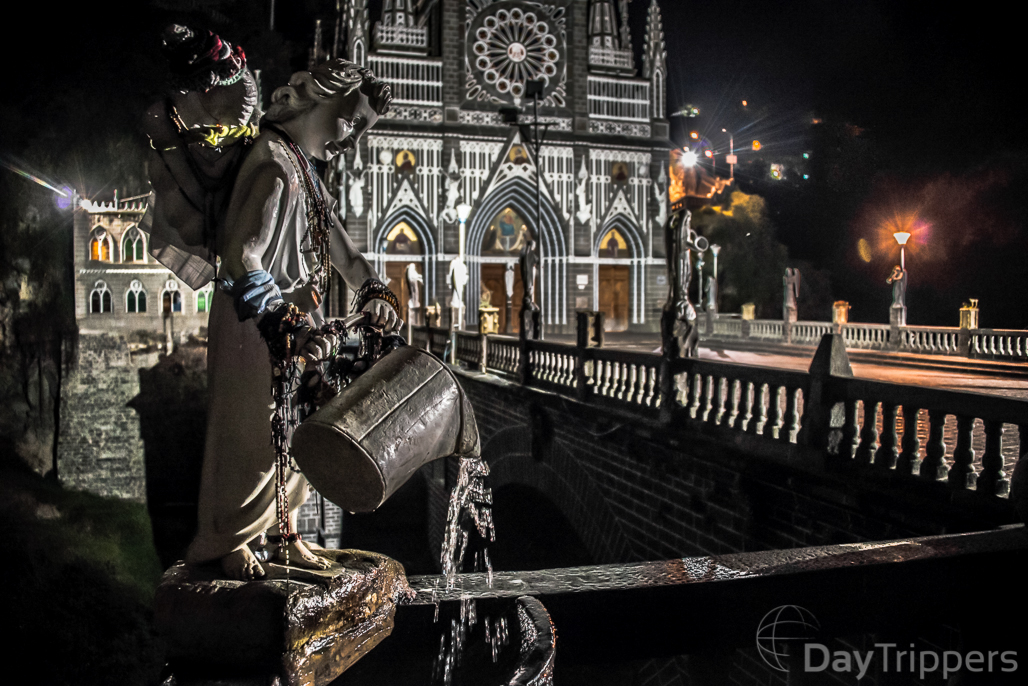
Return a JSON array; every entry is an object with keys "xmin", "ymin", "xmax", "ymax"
[{"xmin": 58, "ymin": 333, "xmax": 155, "ymax": 502}]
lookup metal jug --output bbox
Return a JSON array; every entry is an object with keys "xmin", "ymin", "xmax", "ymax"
[{"xmin": 290, "ymin": 345, "xmax": 479, "ymax": 513}]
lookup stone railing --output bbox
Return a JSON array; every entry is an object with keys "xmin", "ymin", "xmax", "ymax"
[
  {"xmin": 972, "ymin": 329, "xmax": 1028, "ymax": 361},
  {"xmin": 414, "ymin": 318, "xmax": 1027, "ymax": 515},
  {"xmin": 700, "ymin": 315, "xmax": 1028, "ymax": 362}
]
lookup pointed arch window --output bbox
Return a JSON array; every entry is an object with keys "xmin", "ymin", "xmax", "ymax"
[
  {"xmin": 126, "ymin": 280, "xmax": 147, "ymax": 313},
  {"xmin": 121, "ymin": 226, "xmax": 146, "ymax": 263},
  {"xmin": 89, "ymin": 226, "xmax": 113, "ymax": 262},
  {"xmin": 89, "ymin": 280, "xmax": 113, "ymax": 314},
  {"xmin": 196, "ymin": 285, "xmax": 214, "ymax": 313},
  {"xmin": 653, "ymin": 69, "xmax": 665, "ymax": 119},
  {"xmin": 162, "ymin": 280, "xmax": 182, "ymax": 313}
]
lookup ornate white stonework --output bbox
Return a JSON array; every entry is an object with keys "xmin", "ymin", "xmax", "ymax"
[
  {"xmin": 465, "ymin": 1, "xmax": 568, "ymax": 107},
  {"xmin": 382, "ymin": 105, "xmax": 444, "ymax": 122},
  {"xmin": 383, "ymin": 177, "xmax": 427, "ymax": 220},
  {"xmin": 366, "ymin": 135, "xmax": 444, "ymax": 152},
  {"xmin": 590, "ymin": 149, "xmax": 652, "ymax": 165},
  {"xmin": 589, "ymin": 120, "xmax": 652, "ymax": 138}
]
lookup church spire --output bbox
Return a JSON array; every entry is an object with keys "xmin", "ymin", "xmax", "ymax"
[
  {"xmin": 589, "ymin": 0, "xmax": 620, "ymax": 50},
  {"xmin": 588, "ymin": 0, "xmax": 635, "ymax": 75},
  {"xmin": 346, "ymin": 0, "xmax": 369, "ymax": 66},
  {"xmin": 643, "ymin": 0, "xmax": 667, "ymax": 119}
]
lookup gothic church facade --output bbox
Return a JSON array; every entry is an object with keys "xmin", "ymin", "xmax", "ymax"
[{"xmin": 336, "ymin": 0, "xmax": 672, "ymax": 333}]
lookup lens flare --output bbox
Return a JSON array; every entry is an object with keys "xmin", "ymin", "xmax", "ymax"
[{"xmin": 857, "ymin": 238, "xmax": 872, "ymax": 262}]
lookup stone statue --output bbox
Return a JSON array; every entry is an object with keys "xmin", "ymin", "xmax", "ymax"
[
  {"xmin": 441, "ymin": 149, "xmax": 462, "ymax": 224},
  {"xmin": 504, "ymin": 261, "xmax": 516, "ymax": 299},
  {"xmin": 348, "ymin": 167, "xmax": 366, "ymax": 218},
  {"xmin": 174, "ymin": 58, "xmax": 395, "ymax": 581},
  {"xmin": 141, "ymin": 25, "xmax": 261, "ymax": 290},
  {"xmin": 448, "ymin": 257, "xmax": 468, "ymax": 327},
  {"xmin": 480, "ymin": 283, "xmax": 493, "ymax": 309},
  {"xmin": 661, "ymin": 210, "xmax": 705, "ymax": 358},
  {"xmin": 783, "ymin": 267, "xmax": 801, "ymax": 322},
  {"xmin": 704, "ymin": 274, "xmax": 718, "ymax": 314},
  {"xmin": 887, "ymin": 265, "xmax": 907, "ymax": 309},
  {"xmin": 520, "ymin": 237, "xmax": 541, "ymax": 339},
  {"xmin": 404, "ymin": 263, "xmax": 422, "ymax": 313},
  {"xmin": 575, "ymin": 156, "xmax": 592, "ymax": 225},
  {"xmin": 653, "ymin": 167, "xmax": 668, "ymax": 229}
]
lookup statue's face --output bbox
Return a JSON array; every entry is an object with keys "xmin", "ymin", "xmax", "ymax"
[{"xmin": 308, "ymin": 89, "xmax": 381, "ymax": 161}]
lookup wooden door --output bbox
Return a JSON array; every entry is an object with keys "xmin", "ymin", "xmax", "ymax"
[
  {"xmin": 598, "ymin": 265, "xmax": 630, "ymax": 332},
  {"xmin": 480, "ymin": 263, "xmax": 525, "ymax": 334}
]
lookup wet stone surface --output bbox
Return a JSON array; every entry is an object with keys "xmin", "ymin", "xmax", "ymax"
[{"xmin": 155, "ymin": 549, "xmax": 411, "ymax": 685}]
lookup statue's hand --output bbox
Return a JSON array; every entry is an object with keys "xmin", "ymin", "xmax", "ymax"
[{"xmin": 362, "ymin": 298, "xmax": 399, "ymax": 332}]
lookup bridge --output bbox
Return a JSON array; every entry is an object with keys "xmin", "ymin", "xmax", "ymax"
[{"xmin": 388, "ymin": 316, "xmax": 1028, "ymax": 685}]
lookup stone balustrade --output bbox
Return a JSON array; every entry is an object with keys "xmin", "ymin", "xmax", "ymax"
[
  {"xmin": 698, "ymin": 314, "xmax": 1028, "ymax": 362},
  {"xmin": 419, "ymin": 320, "xmax": 1027, "ymax": 515}
]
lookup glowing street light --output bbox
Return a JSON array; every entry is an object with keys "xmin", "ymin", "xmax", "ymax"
[
  {"xmin": 722, "ymin": 128, "xmax": 736, "ymax": 180},
  {"xmin": 681, "ymin": 150, "xmax": 699, "ymax": 167},
  {"xmin": 893, "ymin": 229, "xmax": 911, "ymax": 269}
]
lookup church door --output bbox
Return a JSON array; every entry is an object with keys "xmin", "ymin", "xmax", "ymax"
[{"xmin": 598, "ymin": 265, "xmax": 630, "ymax": 332}]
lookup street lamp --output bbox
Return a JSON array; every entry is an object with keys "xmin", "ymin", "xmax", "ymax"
[
  {"xmin": 721, "ymin": 128, "xmax": 735, "ymax": 180},
  {"xmin": 893, "ymin": 229, "xmax": 911, "ymax": 269}
]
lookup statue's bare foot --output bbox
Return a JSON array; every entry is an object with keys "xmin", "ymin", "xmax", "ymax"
[
  {"xmin": 221, "ymin": 546, "xmax": 266, "ymax": 581},
  {"xmin": 276, "ymin": 539, "xmax": 332, "ymax": 570}
]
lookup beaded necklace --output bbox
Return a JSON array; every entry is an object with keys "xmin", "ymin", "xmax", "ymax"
[{"xmin": 269, "ymin": 126, "xmax": 332, "ymax": 295}]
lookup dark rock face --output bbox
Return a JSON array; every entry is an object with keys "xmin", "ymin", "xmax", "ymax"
[{"xmin": 155, "ymin": 549, "xmax": 411, "ymax": 685}]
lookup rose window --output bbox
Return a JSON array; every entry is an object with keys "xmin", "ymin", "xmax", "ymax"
[{"xmin": 466, "ymin": 1, "xmax": 567, "ymax": 107}]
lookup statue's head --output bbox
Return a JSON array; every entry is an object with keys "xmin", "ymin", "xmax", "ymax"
[
  {"xmin": 161, "ymin": 24, "xmax": 258, "ymax": 124},
  {"xmin": 890, "ymin": 265, "xmax": 904, "ymax": 280},
  {"xmin": 265, "ymin": 59, "xmax": 393, "ymax": 160}
]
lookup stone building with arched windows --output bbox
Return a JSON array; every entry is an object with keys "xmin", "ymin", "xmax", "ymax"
[
  {"xmin": 73, "ymin": 194, "xmax": 212, "ymax": 342},
  {"xmin": 330, "ymin": 0, "xmax": 673, "ymax": 334}
]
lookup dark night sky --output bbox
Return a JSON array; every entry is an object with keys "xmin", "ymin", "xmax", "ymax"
[{"xmin": 2, "ymin": 0, "xmax": 1024, "ymax": 326}]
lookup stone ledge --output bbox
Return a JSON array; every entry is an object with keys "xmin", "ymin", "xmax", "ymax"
[{"xmin": 156, "ymin": 549, "xmax": 411, "ymax": 686}]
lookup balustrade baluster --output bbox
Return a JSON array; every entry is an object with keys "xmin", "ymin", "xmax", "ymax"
[
  {"xmin": 764, "ymin": 386, "xmax": 782, "ymax": 439},
  {"xmin": 784, "ymin": 387, "xmax": 801, "ymax": 443},
  {"xmin": 715, "ymin": 377, "xmax": 729, "ymax": 425},
  {"xmin": 949, "ymin": 415, "xmax": 977, "ymax": 489},
  {"xmin": 688, "ymin": 373, "xmax": 703, "ymax": 419},
  {"xmin": 726, "ymin": 378, "xmax": 741, "ymax": 427},
  {"xmin": 921, "ymin": 410, "xmax": 949, "ymax": 481},
  {"xmin": 978, "ymin": 420, "xmax": 1010, "ymax": 497},
  {"xmin": 634, "ymin": 366, "xmax": 646, "ymax": 405},
  {"xmin": 600, "ymin": 361, "xmax": 612, "ymax": 397},
  {"xmin": 647, "ymin": 367, "xmax": 658, "ymax": 407},
  {"xmin": 621, "ymin": 364, "xmax": 634, "ymax": 401},
  {"xmin": 701, "ymin": 376, "xmax": 715, "ymax": 423},
  {"xmin": 839, "ymin": 399, "xmax": 860, "ymax": 459},
  {"xmin": 856, "ymin": 400, "xmax": 879, "ymax": 464},
  {"xmin": 754, "ymin": 384, "xmax": 769, "ymax": 435},
  {"xmin": 874, "ymin": 403, "xmax": 901, "ymax": 469},
  {"xmin": 739, "ymin": 381, "xmax": 756, "ymax": 432},
  {"xmin": 897, "ymin": 405, "xmax": 922, "ymax": 475}
]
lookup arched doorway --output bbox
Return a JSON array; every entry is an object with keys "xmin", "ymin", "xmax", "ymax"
[
  {"xmin": 598, "ymin": 228, "xmax": 630, "ymax": 332},
  {"xmin": 382, "ymin": 221, "xmax": 423, "ymax": 315},
  {"xmin": 480, "ymin": 206, "xmax": 535, "ymax": 334}
]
